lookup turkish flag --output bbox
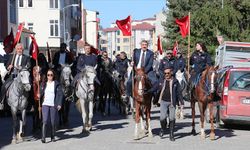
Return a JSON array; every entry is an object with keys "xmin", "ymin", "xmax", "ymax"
[
  {"xmin": 116, "ymin": 16, "xmax": 132, "ymax": 36},
  {"xmin": 29, "ymin": 35, "xmax": 39, "ymax": 60},
  {"xmin": 13, "ymin": 23, "xmax": 24, "ymax": 47},
  {"xmin": 172, "ymin": 41, "xmax": 178, "ymax": 57},
  {"xmin": 157, "ymin": 35, "xmax": 162, "ymax": 55},
  {"xmin": 3, "ymin": 28, "xmax": 14, "ymax": 54},
  {"xmin": 175, "ymin": 15, "xmax": 189, "ymax": 38}
]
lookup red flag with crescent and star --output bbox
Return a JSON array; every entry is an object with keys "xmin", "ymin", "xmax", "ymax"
[
  {"xmin": 116, "ymin": 16, "xmax": 132, "ymax": 36},
  {"xmin": 13, "ymin": 23, "xmax": 24, "ymax": 47}
]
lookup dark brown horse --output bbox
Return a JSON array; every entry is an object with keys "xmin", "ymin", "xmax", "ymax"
[
  {"xmin": 133, "ymin": 68, "xmax": 153, "ymax": 140},
  {"xmin": 191, "ymin": 65, "xmax": 218, "ymax": 140}
]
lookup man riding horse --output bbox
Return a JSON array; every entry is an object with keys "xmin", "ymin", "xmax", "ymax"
[
  {"xmin": 72, "ymin": 44, "xmax": 97, "ymax": 87},
  {"xmin": 127, "ymin": 40, "xmax": 158, "ymax": 97},
  {"xmin": 0, "ymin": 43, "xmax": 31, "ymax": 110},
  {"xmin": 52, "ymin": 43, "xmax": 74, "ymax": 77},
  {"xmin": 113, "ymin": 51, "xmax": 130, "ymax": 96}
]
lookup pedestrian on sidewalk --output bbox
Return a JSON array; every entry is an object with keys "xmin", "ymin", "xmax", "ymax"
[
  {"xmin": 157, "ymin": 66, "xmax": 184, "ymax": 141},
  {"xmin": 39, "ymin": 69, "xmax": 63, "ymax": 143}
]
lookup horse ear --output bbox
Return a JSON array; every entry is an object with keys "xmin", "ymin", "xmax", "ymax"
[
  {"xmin": 61, "ymin": 64, "xmax": 65, "ymax": 68},
  {"xmin": 69, "ymin": 63, "xmax": 73, "ymax": 67}
]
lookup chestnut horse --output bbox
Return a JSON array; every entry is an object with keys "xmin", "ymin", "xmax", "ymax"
[
  {"xmin": 133, "ymin": 68, "xmax": 153, "ymax": 140},
  {"xmin": 191, "ymin": 65, "xmax": 218, "ymax": 140}
]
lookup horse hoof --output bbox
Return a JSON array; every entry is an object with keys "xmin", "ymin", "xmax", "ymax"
[
  {"xmin": 210, "ymin": 133, "xmax": 215, "ymax": 140},
  {"xmin": 148, "ymin": 132, "xmax": 153, "ymax": 138},
  {"xmin": 191, "ymin": 129, "xmax": 196, "ymax": 136},
  {"xmin": 201, "ymin": 133, "xmax": 206, "ymax": 139},
  {"xmin": 11, "ymin": 139, "xmax": 17, "ymax": 144},
  {"xmin": 133, "ymin": 135, "xmax": 140, "ymax": 140}
]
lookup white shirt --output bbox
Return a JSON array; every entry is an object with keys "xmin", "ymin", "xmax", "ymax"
[
  {"xmin": 59, "ymin": 53, "xmax": 66, "ymax": 65},
  {"xmin": 137, "ymin": 50, "xmax": 147, "ymax": 69},
  {"xmin": 14, "ymin": 54, "xmax": 22, "ymax": 67},
  {"xmin": 42, "ymin": 81, "xmax": 55, "ymax": 106}
]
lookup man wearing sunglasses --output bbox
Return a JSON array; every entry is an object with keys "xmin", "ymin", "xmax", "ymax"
[
  {"xmin": 156, "ymin": 66, "xmax": 183, "ymax": 141},
  {"xmin": 159, "ymin": 50, "xmax": 176, "ymax": 80}
]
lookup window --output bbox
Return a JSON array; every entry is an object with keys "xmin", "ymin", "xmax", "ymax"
[
  {"xmin": 50, "ymin": 0, "xmax": 58, "ymax": 9},
  {"xmin": 50, "ymin": 20, "xmax": 59, "ymax": 37},
  {"xmin": 117, "ymin": 38, "xmax": 120, "ymax": 43},
  {"xmin": 10, "ymin": 0, "xmax": 17, "ymax": 24},
  {"xmin": 123, "ymin": 38, "xmax": 129, "ymax": 43},
  {"xmin": 28, "ymin": 0, "xmax": 33, "ymax": 7},
  {"xmin": 28, "ymin": 23, "xmax": 33, "ymax": 31},
  {"xmin": 19, "ymin": 0, "xmax": 24, "ymax": 7},
  {"xmin": 117, "ymin": 46, "xmax": 120, "ymax": 51},
  {"xmin": 117, "ymin": 30, "xmax": 120, "ymax": 35}
]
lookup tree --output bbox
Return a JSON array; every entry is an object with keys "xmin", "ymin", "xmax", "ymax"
[{"xmin": 163, "ymin": 0, "xmax": 250, "ymax": 57}]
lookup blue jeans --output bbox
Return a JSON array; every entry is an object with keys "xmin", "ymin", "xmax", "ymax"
[
  {"xmin": 160, "ymin": 101, "xmax": 176, "ymax": 121},
  {"xmin": 42, "ymin": 105, "xmax": 57, "ymax": 126}
]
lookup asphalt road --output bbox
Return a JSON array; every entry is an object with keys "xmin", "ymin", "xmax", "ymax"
[{"xmin": 0, "ymin": 101, "xmax": 250, "ymax": 150}]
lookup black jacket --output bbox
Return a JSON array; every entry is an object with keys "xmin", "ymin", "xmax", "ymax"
[
  {"xmin": 190, "ymin": 51, "xmax": 212, "ymax": 74},
  {"xmin": 5, "ymin": 54, "xmax": 31, "ymax": 69},
  {"xmin": 40, "ymin": 80, "xmax": 63, "ymax": 107},
  {"xmin": 158, "ymin": 77, "xmax": 184, "ymax": 107}
]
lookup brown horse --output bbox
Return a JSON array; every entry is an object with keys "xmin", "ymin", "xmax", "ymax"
[
  {"xmin": 191, "ymin": 65, "xmax": 218, "ymax": 140},
  {"xmin": 133, "ymin": 68, "xmax": 153, "ymax": 140}
]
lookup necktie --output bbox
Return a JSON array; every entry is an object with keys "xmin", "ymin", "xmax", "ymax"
[
  {"xmin": 141, "ymin": 52, "xmax": 145, "ymax": 68},
  {"xmin": 16, "ymin": 55, "xmax": 20, "ymax": 67}
]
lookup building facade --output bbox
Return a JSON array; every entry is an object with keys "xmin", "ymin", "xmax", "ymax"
[
  {"xmin": 101, "ymin": 18, "xmax": 155, "ymax": 59},
  {"xmin": 18, "ymin": 0, "xmax": 81, "ymax": 51}
]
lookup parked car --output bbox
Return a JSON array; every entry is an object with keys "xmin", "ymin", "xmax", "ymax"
[{"xmin": 216, "ymin": 67, "xmax": 250, "ymax": 126}]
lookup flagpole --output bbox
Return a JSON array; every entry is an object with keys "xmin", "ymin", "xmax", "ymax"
[
  {"xmin": 130, "ymin": 16, "xmax": 134, "ymax": 102},
  {"xmin": 187, "ymin": 12, "xmax": 191, "ymax": 81},
  {"xmin": 35, "ymin": 59, "xmax": 41, "ymax": 119}
]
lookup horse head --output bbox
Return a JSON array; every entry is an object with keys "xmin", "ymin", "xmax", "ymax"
[
  {"xmin": 18, "ymin": 67, "xmax": 31, "ymax": 92},
  {"xmin": 203, "ymin": 65, "xmax": 219, "ymax": 93},
  {"xmin": 61, "ymin": 64, "xmax": 73, "ymax": 87},
  {"xmin": 82, "ymin": 66, "xmax": 96, "ymax": 92},
  {"xmin": 135, "ymin": 68, "xmax": 147, "ymax": 96}
]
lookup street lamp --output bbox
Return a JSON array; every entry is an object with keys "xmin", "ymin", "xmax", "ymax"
[{"xmin": 62, "ymin": 4, "xmax": 80, "ymax": 46}]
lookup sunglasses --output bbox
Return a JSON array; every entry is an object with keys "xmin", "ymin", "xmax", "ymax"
[
  {"xmin": 47, "ymin": 74, "xmax": 54, "ymax": 77},
  {"xmin": 165, "ymin": 72, "xmax": 171, "ymax": 75},
  {"xmin": 167, "ymin": 53, "xmax": 172, "ymax": 55}
]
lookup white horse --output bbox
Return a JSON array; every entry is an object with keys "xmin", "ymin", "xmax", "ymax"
[
  {"xmin": 59, "ymin": 64, "xmax": 74, "ymax": 126},
  {"xmin": 75, "ymin": 66, "xmax": 96, "ymax": 133},
  {"xmin": 175, "ymin": 70, "xmax": 188, "ymax": 119},
  {"xmin": 6, "ymin": 68, "xmax": 31, "ymax": 144}
]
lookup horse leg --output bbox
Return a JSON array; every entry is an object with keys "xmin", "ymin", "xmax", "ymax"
[
  {"xmin": 134, "ymin": 101, "xmax": 140, "ymax": 140},
  {"xmin": 88, "ymin": 100, "xmax": 94, "ymax": 131},
  {"xmin": 146, "ymin": 106, "xmax": 153, "ymax": 138},
  {"xmin": 63, "ymin": 100, "xmax": 71, "ymax": 126},
  {"xmin": 191, "ymin": 101, "xmax": 196, "ymax": 135},
  {"xmin": 18, "ymin": 109, "xmax": 26, "ymax": 142},
  {"xmin": 80, "ymin": 99, "xmax": 87, "ymax": 133},
  {"xmin": 10, "ymin": 108, "xmax": 18, "ymax": 144},
  {"xmin": 107, "ymin": 93, "xmax": 111, "ymax": 116},
  {"xmin": 129, "ymin": 96, "xmax": 135, "ymax": 118},
  {"xmin": 198, "ymin": 101, "xmax": 206, "ymax": 139},
  {"xmin": 208, "ymin": 102, "xmax": 215, "ymax": 140}
]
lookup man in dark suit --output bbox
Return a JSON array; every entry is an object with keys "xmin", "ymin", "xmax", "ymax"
[
  {"xmin": 127, "ymin": 40, "xmax": 158, "ymax": 96},
  {"xmin": 0, "ymin": 43, "xmax": 31, "ymax": 109},
  {"xmin": 52, "ymin": 43, "xmax": 74, "ymax": 77}
]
